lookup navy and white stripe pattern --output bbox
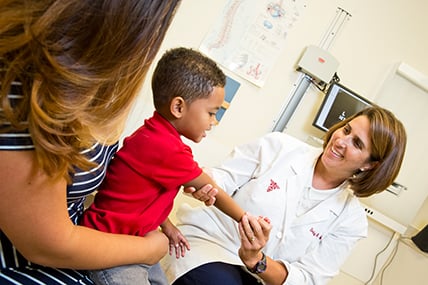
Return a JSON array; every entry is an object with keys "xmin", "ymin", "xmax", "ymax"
[
  {"xmin": 0, "ymin": 81, "xmax": 33, "ymax": 150},
  {"xmin": 1, "ymin": 82, "xmax": 119, "ymax": 284}
]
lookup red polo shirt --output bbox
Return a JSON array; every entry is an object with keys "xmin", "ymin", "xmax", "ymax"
[{"xmin": 81, "ymin": 111, "xmax": 202, "ymax": 236}]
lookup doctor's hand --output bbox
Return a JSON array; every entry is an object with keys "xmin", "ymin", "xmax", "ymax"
[
  {"xmin": 238, "ymin": 214, "xmax": 272, "ymax": 268},
  {"xmin": 183, "ymin": 184, "xmax": 218, "ymax": 206}
]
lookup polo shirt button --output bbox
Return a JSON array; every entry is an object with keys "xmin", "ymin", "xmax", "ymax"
[{"xmin": 276, "ymin": 232, "xmax": 282, "ymax": 239}]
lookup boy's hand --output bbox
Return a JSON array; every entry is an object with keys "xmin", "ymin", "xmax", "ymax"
[
  {"xmin": 183, "ymin": 184, "xmax": 218, "ymax": 206},
  {"xmin": 161, "ymin": 222, "xmax": 190, "ymax": 258}
]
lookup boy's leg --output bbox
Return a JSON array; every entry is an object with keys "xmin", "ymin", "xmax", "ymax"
[
  {"xmin": 88, "ymin": 264, "xmax": 150, "ymax": 285},
  {"xmin": 148, "ymin": 262, "xmax": 169, "ymax": 285}
]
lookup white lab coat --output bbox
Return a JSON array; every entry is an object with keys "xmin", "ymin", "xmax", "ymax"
[{"xmin": 162, "ymin": 132, "xmax": 367, "ymax": 285}]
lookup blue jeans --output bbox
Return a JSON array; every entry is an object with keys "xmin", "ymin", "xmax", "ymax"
[{"xmin": 88, "ymin": 263, "xmax": 168, "ymax": 285}]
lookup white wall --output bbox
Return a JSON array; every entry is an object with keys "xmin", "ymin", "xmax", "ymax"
[{"xmin": 123, "ymin": 0, "xmax": 428, "ymax": 284}]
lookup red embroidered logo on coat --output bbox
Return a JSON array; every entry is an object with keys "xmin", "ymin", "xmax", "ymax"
[{"xmin": 267, "ymin": 179, "xmax": 280, "ymax": 192}]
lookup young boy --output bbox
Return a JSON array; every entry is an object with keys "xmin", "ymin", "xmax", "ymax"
[{"xmin": 81, "ymin": 47, "xmax": 246, "ymax": 285}]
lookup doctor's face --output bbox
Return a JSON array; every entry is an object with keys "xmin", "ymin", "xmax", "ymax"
[{"xmin": 321, "ymin": 115, "xmax": 375, "ymax": 176}]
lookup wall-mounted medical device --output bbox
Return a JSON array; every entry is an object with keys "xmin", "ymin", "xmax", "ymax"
[
  {"xmin": 296, "ymin": 45, "xmax": 339, "ymax": 87},
  {"xmin": 272, "ymin": 45, "xmax": 339, "ymax": 132}
]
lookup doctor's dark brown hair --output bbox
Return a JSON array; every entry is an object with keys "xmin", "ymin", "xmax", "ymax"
[
  {"xmin": 323, "ymin": 106, "xmax": 407, "ymax": 197},
  {"xmin": 0, "ymin": 0, "xmax": 181, "ymax": 181}
]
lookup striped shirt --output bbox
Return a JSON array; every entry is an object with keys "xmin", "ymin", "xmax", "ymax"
[{"xmin": 0, "ymin": 81, "xmax": 118, "ymax": 284}]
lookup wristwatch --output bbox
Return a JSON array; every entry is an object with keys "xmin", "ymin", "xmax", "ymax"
[{"xmin": 249, "ymin": 251, "xmax": 267, "ymax": 274}]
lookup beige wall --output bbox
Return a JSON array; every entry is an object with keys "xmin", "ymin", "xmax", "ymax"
[{"xmin": 123, "ymin": 0, "xmax": 428, "ymax": 284}]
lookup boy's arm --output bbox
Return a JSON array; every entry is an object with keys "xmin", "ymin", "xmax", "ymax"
[
  {"xmin": 160, "ymin": 218, "xmax": 190, "ymax": 258},
  {"xmin": 182, "ymin": 172, "xmax": 245, "ymax": 222}
]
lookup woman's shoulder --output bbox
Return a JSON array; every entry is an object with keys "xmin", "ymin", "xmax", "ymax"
[
  {"xmin": 260, "ymin": 132, "xmax": 319, "ymax": 153},
  {"xmin": 341, "ymin": 189, "xmax": 368, "ymax": 224}
]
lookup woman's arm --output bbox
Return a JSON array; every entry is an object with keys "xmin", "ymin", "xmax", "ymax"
[
  {"xmin": 238, "ymin": 215, "xmax": 287, "ymax": 285},
  {"xmin": 0, "ymin": 150, "xmax": 168, "ymax": 269}
]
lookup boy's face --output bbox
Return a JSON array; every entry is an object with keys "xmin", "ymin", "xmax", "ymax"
[{"xmin": 179, "ymin": 86, "xmax": 225, "ymax": 143}]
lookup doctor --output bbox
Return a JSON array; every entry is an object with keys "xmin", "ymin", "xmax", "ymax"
[{"xmin": 162, "ymin": 106, "xmax": 406, "ymax": 285}]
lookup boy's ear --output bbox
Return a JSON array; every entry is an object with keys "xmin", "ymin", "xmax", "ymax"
[{"xmin": 170, "ymin": 96, "xmax": 185, "ymax": 118}]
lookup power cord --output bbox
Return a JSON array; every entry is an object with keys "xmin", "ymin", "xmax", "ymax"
[
  {"xmin": 364, "ymin": 234, "xmax": 424, "ymax": 285},
  {"xmin": 364, "ymin": 231, "xmax": 398, "ymax": 285},
  {"xmin": 378, "ymin": 236, "xmax": 400, "ymax": 284}
]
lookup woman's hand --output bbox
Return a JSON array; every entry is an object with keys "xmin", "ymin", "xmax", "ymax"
[
  {"xmin": 238, "ymin": 214, "xmax": 272, "ymax": 269},
  {"xmin": 183, "ymin": 184, "xmax": 218, "ymax": 206},
  {"xmin": 239, "ymin": 214, "xmax": 288, "ymax": 285}
]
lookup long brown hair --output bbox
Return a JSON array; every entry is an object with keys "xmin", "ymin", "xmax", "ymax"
[
  {"xmin": 0, "ymin": 0, "xmax": 181, "ymax": 181},
  {"xmin": 324, "ymin": 106, "xmax": 407, "ymax": 197}
]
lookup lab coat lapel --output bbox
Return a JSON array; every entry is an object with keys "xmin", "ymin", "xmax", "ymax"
[
  {"xmin": 282, "ymin": 148, "xmax": 318, "ymax": 231},
  {"xmin": 283, "ymin": 172, "xmax": 303, "ymax": 231},
  {"xmin": 294, "ymin": 187, "xmax": 348, "ymax": 226},
  {"xmin": 282, "ymin": 146, "xmax": 347, "ymax": 227}
]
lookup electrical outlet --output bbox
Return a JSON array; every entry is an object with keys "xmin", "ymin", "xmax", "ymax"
[
  {"xmin": 360, "ymin": 202, "xmax": 407, "ymax": 234},
  {"xmin": 386, "ymin": 181, "xmax": 407, "ymax": 196}
]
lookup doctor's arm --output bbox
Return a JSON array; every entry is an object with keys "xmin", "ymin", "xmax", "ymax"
[
  {"xmin": 263, "ymin": 209, "xmax": 366, "ymax": 285},
  {"xmin": 239, "ymin": 214, "xmax": 288, "ymax": 285}
]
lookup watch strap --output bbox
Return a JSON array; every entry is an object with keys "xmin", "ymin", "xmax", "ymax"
[{"xmin": 249, "ymin": 251, "xmax": 267, "ymax": 274}]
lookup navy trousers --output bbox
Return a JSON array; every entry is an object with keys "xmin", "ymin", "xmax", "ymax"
[{"xmin": 172, "ymin": 262, "xmax": 261, "ymax": 285}]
